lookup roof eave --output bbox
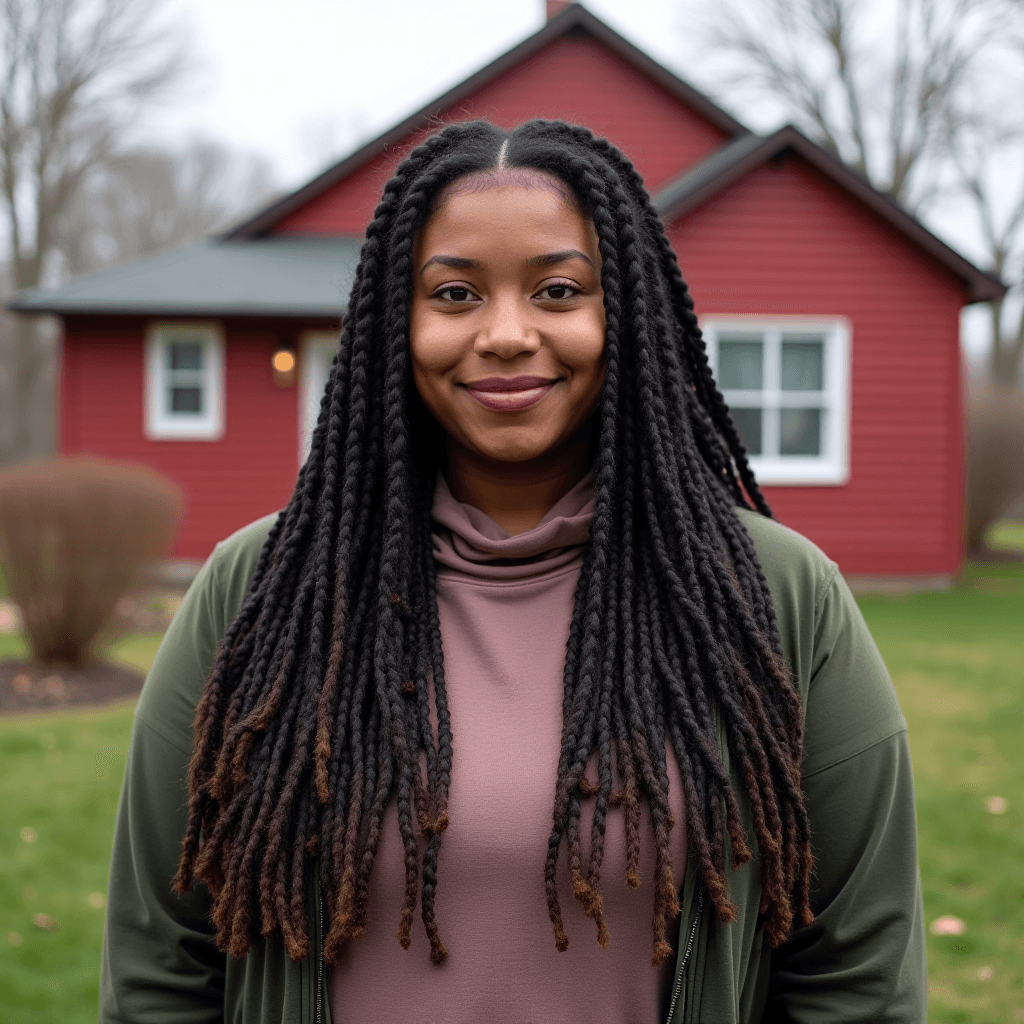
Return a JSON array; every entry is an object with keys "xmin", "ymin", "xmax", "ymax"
[
  {"xmin": 223, "ymin": 3, "xmax": 747, "ymax": 240},
  {"xmin": 655, "ymin": 125, "xmax": 1006, "ymax": 305}
]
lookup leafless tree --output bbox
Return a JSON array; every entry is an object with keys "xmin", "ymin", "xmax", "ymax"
[
  {"xmin": 0, "ymin": 0, "xmax": 189, "ymax": 464},
  {"xmin": 950, "ymin": 116, "xmax": 1024, "ymax": 383},
  {"xmin": 692, "ymin": 0, "xmax": 1024, "ymax": 384},
  {"xmin": 55, "ymin": 140, "xmax": 279, "ymax": 277}
]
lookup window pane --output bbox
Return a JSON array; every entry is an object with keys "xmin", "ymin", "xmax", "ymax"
[
  {"xmin": 781, "ymin": 338, "xmax": 824, "ymax": 391},
  {"xmin": 168, "ymin": 341, "xmax": 204, "ymax": 371},
  {"xmin": 730, "ymin": 406, "xmax": 763, "ymax": 455},
  {"xmin": 718, "ymin": 338, "xmax": 763, "ymax": 390},
  {"xmin": 780, "ymin": 408, "xmax": 821, "ymax": 456},
  {"xmin": 170, "ymin": 386, "xmax": 203, "ymax": 414}
]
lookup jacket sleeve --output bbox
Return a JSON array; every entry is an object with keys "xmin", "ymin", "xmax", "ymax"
[
  {"xmin": 763, "ymin": 572, "xmax": 928, "ymax": 1024},
  {"xmin": 99, "ymin": 548, "xmax": 228, "ymax": 1024}
]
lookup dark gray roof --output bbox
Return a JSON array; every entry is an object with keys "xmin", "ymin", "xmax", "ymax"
[
  {"xmin": 652, "ymin": 132, "xmax": 764, "ymax": 217},
  {"xmin": 652, "ymin": 126, "xmax": 1005, "ymax": 304},
  {"xmin": 7, "ymin": 237, "xmax": 362, "ymax": 318}
]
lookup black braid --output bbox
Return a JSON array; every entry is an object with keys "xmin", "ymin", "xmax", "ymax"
[{"xmin": 176, "ymin": 118, "xmax": 813, "ymax": 966}]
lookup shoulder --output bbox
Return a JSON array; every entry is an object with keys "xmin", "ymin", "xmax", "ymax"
[
  {"xmin": 207, "ymin": 511, "xmax": 280, "ymax": 623},
  {"xmin": 735, "ymin": 507, "xmax": 839, "ymax": 633},
  {"xmin": 132, "ymin": 512, "xmax": 280, "ymax": 751},
  {"xmin": 736, "ymin": 508, "xmax": 906, "ymax": 775}
]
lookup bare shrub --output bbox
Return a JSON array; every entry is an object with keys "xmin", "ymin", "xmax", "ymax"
[
  {"xmin": 965, "ymin": 383, "xmax": 1024, "ymax": 552},
  {"xmin": 0, "ymin": 456, "xmax": 182, "ymax": 665}
]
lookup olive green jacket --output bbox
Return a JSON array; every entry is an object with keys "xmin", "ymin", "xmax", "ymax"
[{"xmin": 100, "ymin": 509, "xmax": 926, "ymax": 1022}]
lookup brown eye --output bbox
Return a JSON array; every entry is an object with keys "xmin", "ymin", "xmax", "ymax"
[
  {"xmin": 538, "ymin": 283, "xmax": 578, "ymax": 301},
  {"xmin": 438, "ymin": 286, "xmax": 474, "ymax": 302}
]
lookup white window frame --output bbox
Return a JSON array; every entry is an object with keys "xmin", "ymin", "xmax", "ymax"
[
  {"xmin": 144, "ymin": 322, "xmax": 225, "ymax": 440},
  {"xmin": 702, "ymin": 316, "xmax": 850, "ymax": 486},
  {"xmin": 299, "ymin": 330, "xmax": 340, "ymax": 465}
]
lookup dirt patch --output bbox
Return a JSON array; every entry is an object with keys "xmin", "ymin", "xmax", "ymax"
[{"xmin": 0, "ymin": 659, "xmax": 144, "ymax": 717}]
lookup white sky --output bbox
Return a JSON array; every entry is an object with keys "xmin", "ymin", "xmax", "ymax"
[
  {"xmin": 153, "ymin": 0, "xmax": 749, "ymax": 185},
  {"xmin": 149, "ymin": 0, "xmax": 1009, "ymax": 363}
]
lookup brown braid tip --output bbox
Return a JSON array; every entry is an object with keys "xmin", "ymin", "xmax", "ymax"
[{"xmin": 651, "ymin": 939, "xmax": 674, "ymax": 967}]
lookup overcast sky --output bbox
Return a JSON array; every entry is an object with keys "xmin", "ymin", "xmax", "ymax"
[
  {"xmin": 155, "ymin": 0, "xmax": 754, "ymax": 185},
  {"xmin": 150, "ymin": 0, "xmax": 1008, "ymax": 361}
]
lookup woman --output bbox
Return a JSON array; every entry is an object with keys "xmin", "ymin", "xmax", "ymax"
[{"xmin": 101, "ymin": 120, "xmax": 925, "ymax": 1023}]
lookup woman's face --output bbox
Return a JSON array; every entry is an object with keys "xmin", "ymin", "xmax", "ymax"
[{"xmin": 409, "ymin": 171, "xmax": 606, "ymax": 473}]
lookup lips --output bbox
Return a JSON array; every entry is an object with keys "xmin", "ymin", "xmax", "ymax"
[{"xmin": 464, "ymin": 375, "xmax": 560, "ymax": 412}]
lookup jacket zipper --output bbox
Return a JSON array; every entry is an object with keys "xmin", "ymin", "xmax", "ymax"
[
  {"xmin": 666, "ymin": 882, "xmax": 704, "ymax": 1024},
  {"xmin": 315, "ymin": 880, "xmax": 325, "ymax": 1024}
]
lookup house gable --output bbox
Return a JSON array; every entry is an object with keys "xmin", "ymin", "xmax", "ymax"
[
  {"xmin": 230, "ymin": 5, "xmax": 742, "ymax": 239},
  {"xmin": 655, "ymin": 127, "xmax": 1003, "ymax": 303},
  {"xmin": 661, "ymin": 146, "xmax": 971, "ymax": 574}
]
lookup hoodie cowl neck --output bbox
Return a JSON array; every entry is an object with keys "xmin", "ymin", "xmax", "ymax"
[{"xmin": 431, "ymin": 472, "xmax": 595, "ymax": 581}]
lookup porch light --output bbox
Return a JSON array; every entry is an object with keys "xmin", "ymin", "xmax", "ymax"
[{"xmin": 272, "ymin": 344, "xmax": 297, "ymax": 388}]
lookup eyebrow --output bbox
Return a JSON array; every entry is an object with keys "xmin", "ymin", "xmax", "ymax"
[
  {"xmin": 526, "ymin": 249, "xmax": 594, "ymax": 268},
  {"xmin": 419, "ymin": 249, "xmax": 594, "ymax": 275}
]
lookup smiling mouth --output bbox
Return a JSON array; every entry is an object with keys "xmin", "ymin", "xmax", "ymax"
[{"xmin": 464, "ymin": 376, "xmax": 560, "ymax": 412}]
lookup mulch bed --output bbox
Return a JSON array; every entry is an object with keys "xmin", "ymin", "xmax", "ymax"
[{"xmin": 0, "ymin": 659, "xmax": 145, "ymax": 717}]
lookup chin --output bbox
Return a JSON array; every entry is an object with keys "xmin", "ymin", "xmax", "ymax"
[{"xmin": 477, "ymin": 444, "xmax": 552, "ymax": 464}]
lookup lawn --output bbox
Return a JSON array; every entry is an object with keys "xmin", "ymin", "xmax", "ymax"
[
  {"xmin": 1, "ymin": 563, "xmax": 1023, "ymax": 1022},
  {"xmin": 860, "ymin": 562, "xmax": 1024, "ymax": 1024}
]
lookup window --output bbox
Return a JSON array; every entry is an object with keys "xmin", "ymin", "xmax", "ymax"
[
  {"xmin": 703, "ymin": 318, "xmax": 850, "ymax": 485},
  {"xmin": 144, "ymin": 323, "xmax": 225, "ymax": 440}
]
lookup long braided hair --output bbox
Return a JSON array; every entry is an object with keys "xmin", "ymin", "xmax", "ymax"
[{"xmin": 174, "ymin": 119, "xmax": 814, "ymax": 969}]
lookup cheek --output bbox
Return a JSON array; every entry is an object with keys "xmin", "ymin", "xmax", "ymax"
[
  {"xmin": 409, "ymin": 310, "xmax": 455, "ymax": 385},
  {"xmin": 562, "ymin": 308, "xmax": 607, "ymax": 378},
  {"xmin": 409, "ymin": 323, "xmax": 460, "ymax": 431}
]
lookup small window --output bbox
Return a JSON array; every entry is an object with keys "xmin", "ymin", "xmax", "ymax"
[
  {"xmin": 703, "ymin": 318, "xmax": 850, "ymax": 485},
  {"xmin": 144, "ymin": 323, "xmax": 225, "ymax": 440}
]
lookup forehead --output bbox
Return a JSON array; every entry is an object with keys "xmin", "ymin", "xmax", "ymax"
[
  {"xmin": 418, "ymin": 175, "xmax": 597, "ymax": 256},
  {"xmin": 432, "ymin": 167, "xmax": 582, "ymax": 213}
]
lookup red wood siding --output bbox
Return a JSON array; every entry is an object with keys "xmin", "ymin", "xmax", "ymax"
[
  {"xmin": 274, "ymin": 35, "xmax": 729, "ymax": 236},
  {"xmin": 61, "ymin": 324, "xmax": 298, "ymax": 559},
  {"xmin": 667, "ymin": 154, "xmax": 966, "ymax": 576}
]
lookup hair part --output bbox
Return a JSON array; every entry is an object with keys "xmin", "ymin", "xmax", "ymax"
[{"xmin": 175, "ymin": 118, "xmax": 814, "ymax": 969}]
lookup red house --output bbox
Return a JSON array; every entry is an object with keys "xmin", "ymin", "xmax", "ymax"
[{"xmin": 9, "ymin": 3, "xmax": 1002, "ymax": 581}]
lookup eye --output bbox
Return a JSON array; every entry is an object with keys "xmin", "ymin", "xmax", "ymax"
[
  {"xmin": 433, "ymin": 285, "xmax": 478, "ymax": 303},
  {"xmin": 536, "ymin": 281, "xmax": 580, "ymax": 301}
]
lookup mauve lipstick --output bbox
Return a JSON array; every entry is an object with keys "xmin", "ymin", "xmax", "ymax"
[{"xmin": 464, "ymin": 375, "xmax": 560, "ymax": 411}]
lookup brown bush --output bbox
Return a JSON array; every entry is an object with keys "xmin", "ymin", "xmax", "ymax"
[
  {"xmin": 965, "ymin": 383, "xmax": 1024, "ymax": 552},
  {"xmin": 0, "ymin": 456, "xmax": 182, "ymax": 665}
]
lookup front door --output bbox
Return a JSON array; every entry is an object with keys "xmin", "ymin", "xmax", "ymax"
[{"xmin": 299, "ymin": 332, "xmax": 339, "ymax": 465}]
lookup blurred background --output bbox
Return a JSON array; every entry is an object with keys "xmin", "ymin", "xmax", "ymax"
[{"xmin": 1, "ymin": 1, "xmax": 1022, "ymax": 1021}]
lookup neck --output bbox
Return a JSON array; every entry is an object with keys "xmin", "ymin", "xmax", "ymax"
[{"xmin": 445, "ymin": 439, "xmax": 591, "ymax": 535}]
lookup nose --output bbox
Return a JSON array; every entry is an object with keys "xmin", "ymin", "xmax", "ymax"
[{"xmin": 474, "ymin": 293, "xmax": 540, "ymax": 359}]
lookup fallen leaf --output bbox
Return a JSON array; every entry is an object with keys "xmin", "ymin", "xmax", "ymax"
[
  {"xmin": 32, "ymin": 914, "xmax": 58, "ymax": 932},
  {"xmin": 930, "ymin": 915, "xmax": 966, "ymax": 936},
  {"xmin": 20, "ymin": 827, "xmax": 37, "ymax": 844},
  {"xmin": 88, "ymin": 892, "xmax": 104, "ymax": 909},
  {"xmin": 979, "ymin": 965, "xmax": 994, "ymax": 982},
  {"xmin": 986, "ymin": 796, "xmax": 1008, "ymax": 815}
]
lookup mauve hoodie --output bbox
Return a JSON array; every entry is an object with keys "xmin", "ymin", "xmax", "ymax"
[{"xmin": 328, "ymin": 474, "xmax": 686, "ymax": 1023}]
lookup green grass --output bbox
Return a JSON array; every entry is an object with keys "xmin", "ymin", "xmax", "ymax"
[
  {"xmin": 859, "ymin": 563, "xmax": 1024, "ymax": 1024},
  {"xmin": 985, "ymin": 519, "xmax": 1024, "ymax": 554},
  {"xmin": 0, "ymin": 702, "xmax": 134, "ymax": 1023},
  {"xmin": 2, "ymin": 568, "xmax": 1023, "ymax": 1021},
  {"xmin": 0, "ymin": 628, "xmax": 163, "ymax": 1024}
]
